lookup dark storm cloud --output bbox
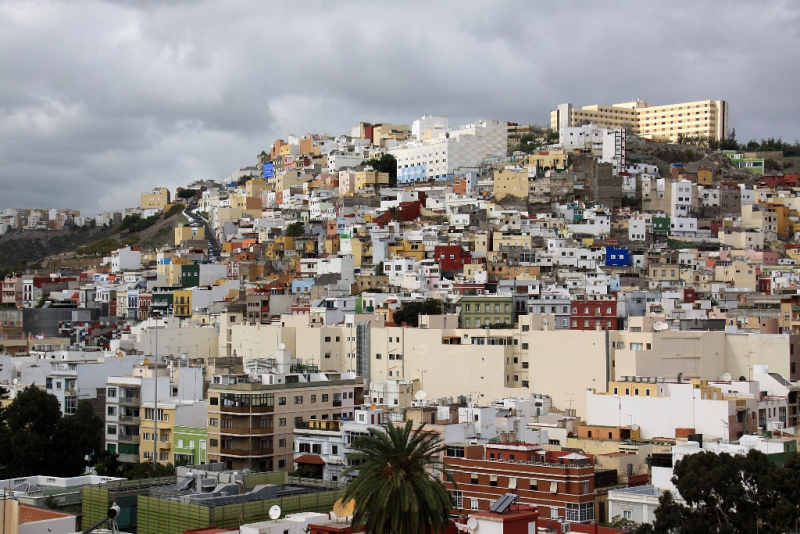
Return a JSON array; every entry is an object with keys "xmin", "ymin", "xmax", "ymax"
[{"xmin": 1, "ymin": 0, "xmax": 799, "ymax": 214}]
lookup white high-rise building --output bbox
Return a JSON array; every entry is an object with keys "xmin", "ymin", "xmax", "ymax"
[{"xmin": 390, "ymin": 118, "xmax": 507, "ymax": 184}]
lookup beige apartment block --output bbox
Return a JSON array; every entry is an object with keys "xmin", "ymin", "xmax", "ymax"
[
  {"xmin": 206, "ymin": 376, "xmax": 364, "ymax": 471},
  {"xmin": 140, "ymin": 187, "xmax": 171, "ymax": 211},
  {"xmin": 552, "ymin": 100, "xmax": 729, "ymax": 142},
  {"xmin": 493, "ymin": 167, "xmax": 530, "ymax": 200}
]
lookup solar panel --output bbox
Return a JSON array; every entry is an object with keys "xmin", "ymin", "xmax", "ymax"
[{"xmin": 488, "ymin": 493, "xmax": 518, "ymax": 514}]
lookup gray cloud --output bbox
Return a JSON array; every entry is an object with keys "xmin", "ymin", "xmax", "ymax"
[{"xmin": 1, "ymin": 0, "xmax": 799, "ymax": 215}]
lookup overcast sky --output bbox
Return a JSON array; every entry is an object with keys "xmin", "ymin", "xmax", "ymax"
[{"xmin": 2, "ymin": 1, "xmax": 799, "ymax": 216}]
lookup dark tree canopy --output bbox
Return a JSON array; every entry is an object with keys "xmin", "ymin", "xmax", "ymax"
[
  {"xmin": 392, "ymin": 299, "xmax": 442, "ymax": 327},
  {"xmin": 645, "ymin": 449, "xmax": 800, "ymax": 534},
  {"xmin": 0, "ymin": 386, "xmax": 104, "ymax": 478},
  {"xmin": 285, "ymin": 221, "xmax": 306, "ymax": 237},
  {"xmin": 362, "ymin": 154, "xmax": 398, "ymax": 187},
  {"xmin": 343, "ymin": 420, "xmax": 453, "ymax": 534}
]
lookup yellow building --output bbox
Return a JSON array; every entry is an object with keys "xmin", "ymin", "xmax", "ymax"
[
  {"xmin": 162, "ymin": 257, "xmax": 193, "ymax": 287},
  {"xmin": 387, "ymin": 240, "xmax": 425, "ymax": 261},
  {"xmin": 493, "ymin": 167, "xmax": 530, "ymax": 200},
  {"xmin": 551, "ymin": 99, "xmax": 729, "ymax": 142},
  {"xmin": 523, "ymin": 150, "xmax": 568, "ymax": 172},
  {"xmin": 697, "ymin": 167, "xmax": 713, "ymax": 186},
  {"xmin": 140, "ymin": 187, "xmax": 171, "ymax": 211},
  {"xmin": 355, "ymin": 170, "xmax": 390, "ymax": 191},
  {"xmin": 140, "ymin": 402, "xmax": 175, "ymax": 464},
  {"xmin": 173, "ymin": 289, "xmax": 192, "ymax": 318},
  {"xmin": 174, "ymin": 225, "xmax": 205, "ymax": 246},
  {"xmin": 245, "ymin": 179, "xmax": 270, "ymax": 198}
]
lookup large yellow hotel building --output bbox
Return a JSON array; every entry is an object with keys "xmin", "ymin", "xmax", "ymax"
[{"xmin": 551, "ymin": 99, "xmax": 728, "ymax": 142}]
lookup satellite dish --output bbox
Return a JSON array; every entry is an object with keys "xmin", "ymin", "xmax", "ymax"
[
  {"xmin": 415, "ymin": 390, "xmax": 427, "ymax": 401},
  {"xmin": 466, "ymin": 518, "xmax": 478, "ymax": 530},
  {"xmin": 333, "ymin": 498, "xmax": 356, "ymax": 518},
  {"xmin": 630, "ymin": 424, "xmax": 640, "ymax": 432},
  {"xmin": 721, "ymin": 373, "xmax": 732, "ymax": 382},
  {"xmin": 369, "ymin": 403, "xmax": 377, "ymax": 410},
  {"xmin": 269, "ymin": 505, "xmax": 281, "ymax": 520},
  {"xmin": 116, "ymin": 350, "xmax": 124, "ymax": 358},
  {"xmin": 653, "ymin": 321, "xmax": 668, "ymax": 332},
  {"xmin": 279, "ymin": 343, "xmax": 286, "ymax": 350}
]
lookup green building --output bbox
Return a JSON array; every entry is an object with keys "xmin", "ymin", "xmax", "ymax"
[
  {"xmin": 173, "ymin": 426, "xmax": 208, "ymax": 466},
  {"xmin": 460, "ymin": 295, "xmax": 514, "ymax": 328},
  {"xmin": 652, "ymin": 217, "xmax": 670, "ymax": 236},
  {"xmin": 181, "ymin": 263, "xmax": 200, "ymax": 288}
]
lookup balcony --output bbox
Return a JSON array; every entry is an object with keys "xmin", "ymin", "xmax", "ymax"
[
  {"xmin": 119, "ymin": 396, "xmax": 141, "ymax": 407},
  {"xmin": 119, "ymin": 417, "xmax": 141, "ymax": 426},
  {"xmin": 117, "ymin": 434, "xmax": 140, "ymax": 444},
  {"xmin": 219, "ymin": 447, "xmax": 273, "ymax": 457},
  {"xmin": 220, "ymin": 405, "xmax": 274, "ymax": 414},
  {"xmin": 218, "ymin": 427, "xmax": 273, "ymax": 436}
]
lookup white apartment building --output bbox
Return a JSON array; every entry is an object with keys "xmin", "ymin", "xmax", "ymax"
[
  {"xmin": 390, "ymin": 118, "xmax": 507, "ymax": 184},
  {"xmin": 670, "ymin": 179, "xmax": 695, "ymax": 218}
]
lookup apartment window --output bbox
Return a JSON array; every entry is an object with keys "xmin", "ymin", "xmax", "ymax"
[
  {"xmin": 489, "ymin": 475, "xmax": 498, "ymax": 487},
  {"xmin": 107, "ymin": 406, "xmax": 117, "ymax": 416},
  {"xmin": 623, "ymin": 510, "xmax": 632, "ymax": 520},
  {"xmin": 209, "ymin": 418, "xmax": 219, "ymax": 427},
  {"xmin": 294, "ymin": 396, "xmax": 304, "ymax": 404},
  {"xmin": 279, "ymin": 397, "xmax": 287, "ymax": 405},
  {"xmin": 311, "ymin": 395, "xmax": 317, "ymax": 403},
  {"xmin": 279, "ymin": 418, "xmax": 286, "ymax": 426},
  {"xmin": 107, "ymin": 388, "xmax": 117, "ymax": 398},
  {"xmin": 322, "ymin": 394, "xmax": 329, "ymax": 402},
  {"xmin": 295, "ymin": 417, "xmax": 303, "ymax": 425},
  {"xmin": 107, "ymin": 425, "xmax": 117, "ymax": 435},
  {"xmin": 279, "ymin": 439, "xmax": 286, "ymax": 448}
]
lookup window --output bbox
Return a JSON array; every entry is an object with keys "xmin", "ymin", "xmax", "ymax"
[
  {"xmin": 279, "ymin": 438, "xmax": 286, "ymax": 447},
  {"xmin": 107, "ymin": 388, "xmax": 117, "ymax": 398},
  {"xmin": 294, "ymin": 416, "xmax": 303, "ymax": 425},
  {"xmin": 294, "ymin": 396, "xmax": 303, "ymax": 404},
  {"xmin": 446, "ymin": 446, "xmax": 465, "ymax": 458},
  {"xmin": 278, "ymin": 460, "xmax": 286, "ymax": 468},
  {"xmin": 107, "ymin": 425, "xmax": 117, "ymax": 435},
  {"xmin": 209, "ymin": 418, "xmax": 219, "ymax": 426},
  {"xmin": 107, "ymin": 406, "xmax": 117, "ymax": 416},
  {"xmin": 623, "ymin": 510, "xmax": 632, "ymax": 520},
  {"xmin": 522, "ymin": 343, "xmax": 529, "ymax": 350},
  {"xmin": 311, "ymin": 395, "xmax": 317, "ymax": 403},
  {"xmin": 279, "ymin": 397, "xmax": 287, "ymax": 405},
  {"xmin": 489, "ymin": 475, "xmax": 498, "ymax": 487},
  {"xmin": 471, "ymin": 498, "xmax": 479, "ymax": 510},
  {"xmin": 279, "ymin": 418, "xmax": 286, "ymax": 426},
  {"xmin": 449, "ymin": 490, "xmax": 463, "ymax": 508},
  {"xmin": 322, "ymin": 394, "xmax": 329, "ymax": 402}
]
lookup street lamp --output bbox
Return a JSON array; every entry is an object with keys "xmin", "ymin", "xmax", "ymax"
[{"xmin": 151, "ymin": 312, "xmax": 162, "ymax": 474}]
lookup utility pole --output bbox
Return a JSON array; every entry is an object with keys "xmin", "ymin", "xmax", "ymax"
[{"xmin": 152, "ymin": 313, "xmax": 160, "ymax": 475}]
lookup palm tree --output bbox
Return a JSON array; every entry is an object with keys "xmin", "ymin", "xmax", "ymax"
[{"xmin": 342, "ymin": 420, "xmax": 454, "ymax": 534}]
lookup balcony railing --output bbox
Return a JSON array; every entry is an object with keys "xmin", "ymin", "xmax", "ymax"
[
  {"xmin": 220, "ymin": 405, "xmax": 274, "ymax": 414},
  {"xmin": 119, "ymin": 417, "xmax": 141, "ymax": 426},
  {"xmin": 117, "ymin": 434, "xmax": 140, "ymax": 443},
  {"xmin": 119, "ymin": 396, "xmax": 141, "ymax": 406},
  {"xmin": 219, "ymin": 447, "xmax": 273, "ymax": 457},
  {"xmin": 218, "ymin": 427, "xmax": 273, "ymax": 436}
]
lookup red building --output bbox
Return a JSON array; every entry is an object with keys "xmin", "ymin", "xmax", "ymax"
[
  {"xmin": 443, "ymin": 443, "xmax": 597, "ymax": 524},
  {"xmin": 569, "ymin": 297, "xmax": 621, "ymax": 330},
  {"xmin": 434, "ymin": 245, "xmax": 484, "ymax": 274}
]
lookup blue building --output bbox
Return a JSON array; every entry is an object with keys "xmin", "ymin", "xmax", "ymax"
[{"xmin": 605, "ymin": 245, "xmax": 630, "ymax": 267}]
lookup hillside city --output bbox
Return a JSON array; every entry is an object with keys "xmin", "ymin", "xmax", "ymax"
[{"xmin": 1, "ymin": 98, "xmax": 800, "ymax": 533}]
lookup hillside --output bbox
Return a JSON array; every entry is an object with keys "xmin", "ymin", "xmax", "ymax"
[{"xmin": 0, "ymin": 205, "xmax": 186, "ymax": 274}]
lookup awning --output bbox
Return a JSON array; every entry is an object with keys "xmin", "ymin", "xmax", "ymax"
[{"xmin": 293, "ymin": 454, "xmax": 325, "ymax": 465}]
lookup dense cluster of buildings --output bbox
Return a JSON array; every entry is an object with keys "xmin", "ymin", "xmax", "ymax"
[{"xmin": 2, "ymin": 101, "xmax": 800, "ymax": 532}]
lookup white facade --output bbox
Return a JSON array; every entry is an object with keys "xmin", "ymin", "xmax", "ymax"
[
  {"xmin": 670, "ymin": 179, "xmax": 694, "ymax": 218},
  {"xmin": 390, "ymin": 119, "xmax": 507, "ymax": 184}
]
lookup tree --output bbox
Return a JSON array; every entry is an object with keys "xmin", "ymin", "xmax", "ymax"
[
  {"xmin": 392, "ymin": 299, "xmax": 442, "ymax": 327},
  {"xmin": 0, "ymin": 387, "xmax": 104, "ymax": 478},
  {"xmin": 285, "ymin": 222, "xmax": 305, "ymax": 237},
  {"xmin": 649, "ymin": 450, "xmax": 800, "ymax": 534},
  {"xmin": 177, "ymin": 188, "xmax": 199, "ymax": 199},
  {"xmin": 362, "ymin": 154, "xmax": 398, "ymax": 187},
  {"xmin": 342, "ymin": 420, "xmax": 454, "ymax": 534},
  {"xmin": 386, "ymin": 206, "xmax": 403, "ymax": 222}
]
